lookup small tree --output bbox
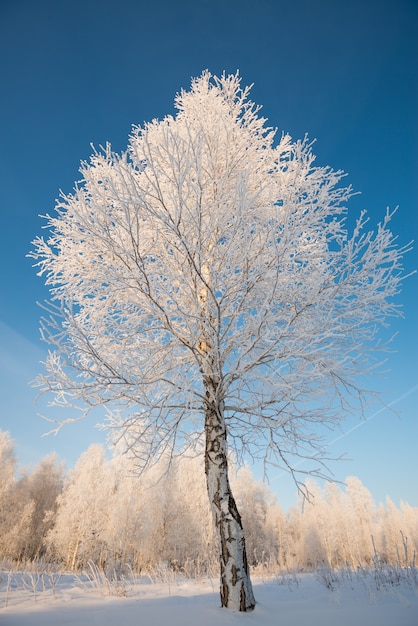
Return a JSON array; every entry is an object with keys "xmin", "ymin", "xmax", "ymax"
[{"xmin": 31, "ymin": 71, "xmax": 408, "ymax": 610}]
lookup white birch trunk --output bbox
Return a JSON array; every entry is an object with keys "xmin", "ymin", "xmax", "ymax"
[
  {"xmin": 199, "ymin": 256, "xmax": 255, "ymax": 611},
  {"xmin": 204, "ymin": 379, "xmax": 255, "ymax": 611}
]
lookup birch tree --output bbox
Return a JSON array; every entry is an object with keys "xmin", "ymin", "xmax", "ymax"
[{"xmin": 31, "ymin": 71, "xmax": 407, "ymax": 610}]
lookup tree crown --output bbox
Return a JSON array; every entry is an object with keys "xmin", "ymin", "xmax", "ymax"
[{"xmin": 31, "ymin": 71, "xmax": 408, "ymax": 484}]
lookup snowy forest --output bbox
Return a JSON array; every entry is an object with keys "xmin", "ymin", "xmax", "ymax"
[{"xmin": 1, "ymin": 429, "xmax": 416, "ymax": 576}]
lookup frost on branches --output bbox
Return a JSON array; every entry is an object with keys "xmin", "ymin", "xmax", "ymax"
[{"xmin": 30, "ymin": 71, "xmax": 408, "ymax": 611}]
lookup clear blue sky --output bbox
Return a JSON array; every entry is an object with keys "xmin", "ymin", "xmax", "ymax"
[{"xmin": 0, "ymin": 0, "xmax": 417, "ymax": 511}]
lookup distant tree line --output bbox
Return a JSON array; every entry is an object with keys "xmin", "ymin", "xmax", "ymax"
[{"xmin": 0, "ymin": 429, "xmax": 416, "ymax": 573}]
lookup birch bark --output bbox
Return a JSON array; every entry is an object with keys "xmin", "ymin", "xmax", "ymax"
[
  {"xmin": 199, "ymin": 260, "xmax": 255, "ymax": 611},
  {"xmin": 204, "ymin": 386, "xmax": 255, "ymax": 610}
]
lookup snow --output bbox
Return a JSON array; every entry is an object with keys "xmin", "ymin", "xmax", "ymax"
[{"xmin": 2, "ymin": 572, "xmax": 417, "ymax": 626}]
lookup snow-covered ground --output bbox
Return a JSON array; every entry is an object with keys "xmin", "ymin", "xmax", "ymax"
[{"xmin": 1, "ymin": 569, "xmax": 417, "ymax": 626}]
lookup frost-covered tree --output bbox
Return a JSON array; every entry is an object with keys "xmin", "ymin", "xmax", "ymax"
[
  {"xmin": 0, "ymin": 430, "xmax": 16, "ymax": 497},
  {"xmin": 344, "ymin": 476, "xmax": 376, "ymax": 564},
  {"xmin": 165, "ymin": 454, "xmax": 215, "ymax": 570},
  {"xmin": 31, "ymin": 71, "xmax": 407, "ymax": 610},
  {"xmin": 378, "ymin": 496, "xmax": 418, "ymax": 564},
  {"xmin": 47, "ymin": 444, "xmax": 113, "ymax": 569},
  {"xmin": 103, "ymin": 448, "xmax": 145, "ymax": 570},
  {"xmin": 0, "ymin": 433, "xmax": 63, "ymax": 562},
  {"xmin": 293, "ymin": 479, "xmax": 330, "ymax": 567},
  {"xmin": 0, "ymin": 431, "xmax": 18, "ymax": 557},
  {"xmin": 16, "ymin": 453, "xmax": 64, "ymax": 560}
]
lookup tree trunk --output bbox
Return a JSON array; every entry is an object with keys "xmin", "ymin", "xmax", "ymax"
[
  {"xmin": 70, "ymin": 537, "xmax": 80, "ymax": 570},
  {"xmin": 204, "ymin": 396, "xmax": 255, "ymax": 611},
  {"xmin": 199, "ymin": 260, "xmax": 254, "ymax": 611}
]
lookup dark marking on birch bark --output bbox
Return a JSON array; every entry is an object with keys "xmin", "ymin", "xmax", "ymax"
[
  {"xmin": 241, "ymin": 538, "xmax": 250, "ymax": 575},
  {"xmin": 240, "ymin": 582, "xmax": 246, "ymax": 612},
  {"xmin": 213, "ymin": 477, "xmax": 221, "ymax": 510},
  {"xmin": 231, "ymin": 564, "xmax": 238, "ymax": 586},
  {"xmin": 221, "ymin": 575, "xmax": 228, "ymax": 607},
  {"xmin": 228, "ymin": 495, "xmax": 242, "ymax": 524},
  {"xmin": 219, "ymin": 514, "xmax": 230, "ymax": 565}
]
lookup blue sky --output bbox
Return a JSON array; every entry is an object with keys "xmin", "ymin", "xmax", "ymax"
[{"xmin": 0, "ymin": 0, "xmax": 417, "ymax": 511}]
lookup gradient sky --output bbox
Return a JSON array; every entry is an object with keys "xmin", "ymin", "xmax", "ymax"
[{"xmin": 0, "ymin": 0, "xmax": 417, "ymax": 511}]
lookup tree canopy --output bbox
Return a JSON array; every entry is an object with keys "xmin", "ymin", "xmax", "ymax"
[{"xmin": 31, "ymin": 71, "xmax": 406, "ymax": 484}]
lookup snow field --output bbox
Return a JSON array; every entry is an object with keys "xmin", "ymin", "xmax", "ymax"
[{"xmin": 1, "ymin": 570, "xmax": 417, "ymax": 626}]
